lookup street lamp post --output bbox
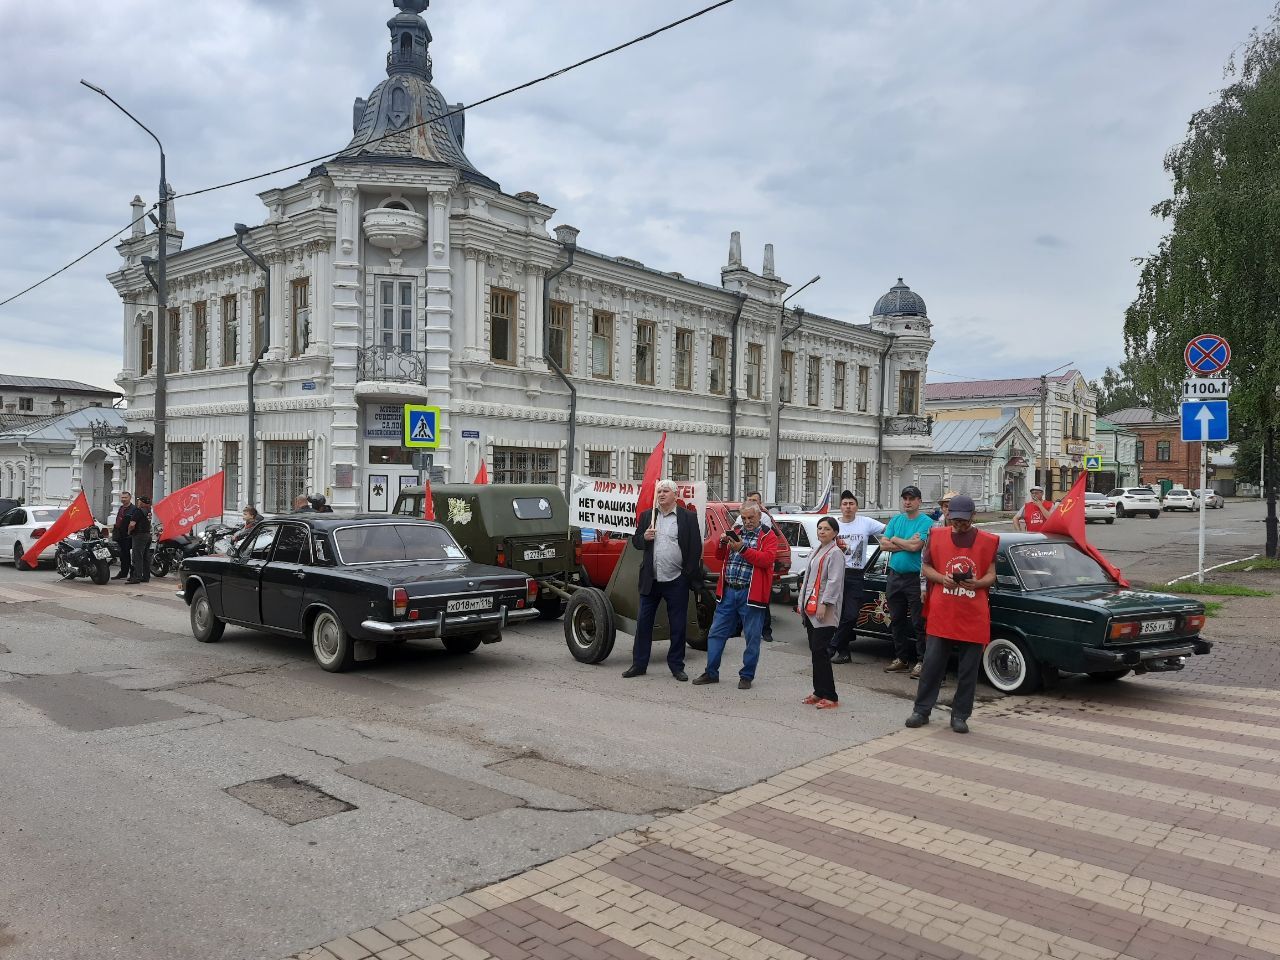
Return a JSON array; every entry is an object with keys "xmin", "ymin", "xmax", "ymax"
[
  {"xmin": 1038, "ymin": 361, "xmax": 1074, "ymax": 500},
  {"xmin": 82, "ymin": 80, "xmax": 170, "ymax": 500},
  {"xmin": 235, "ymin": 224, "xmax": 271, "ymax": 512},
  {"xmin": 765, "ymin": 275, "xmax": 820, "ymax": 504}
]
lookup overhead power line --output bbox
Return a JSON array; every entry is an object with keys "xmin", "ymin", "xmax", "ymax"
[
  {"xmin": 0, "ymin": 206, "xmax": 156, "ymax": 309},
  {"xmin": 0, "ymin": 0, "xmax": 737, "ymax": 311}
]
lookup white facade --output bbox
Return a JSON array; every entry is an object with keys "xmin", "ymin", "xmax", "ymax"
[
  {"xmin": 108, "ymin": 2, "xmax": 933, "ymax": 516},
  {"xmin": 0, "ymin": 406, "xmax": 127, "ymax": 520}
]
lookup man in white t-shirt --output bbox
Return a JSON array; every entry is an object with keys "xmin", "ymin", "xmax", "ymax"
[{"xmin": 829, "ymin": 490, "xmax": 886, "ymax": 663}]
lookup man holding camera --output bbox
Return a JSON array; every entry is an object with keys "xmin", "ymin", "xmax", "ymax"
[
  {"xmin": 693, "ymin": 502, "xmax": 779, "ymax": 690},
  {"xmin": 907, "ymin": 495, "xmax": 998, "ymax": 734}
]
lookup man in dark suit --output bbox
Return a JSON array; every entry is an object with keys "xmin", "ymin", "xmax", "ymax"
[
  {"xmin": 624, "ymin": 479, "xmax": 702, "ymax": 681},
  {"xmin": 125, "ymin": 496, "xmax": 152, "ymax": 584},
  {"xmin": 110, "ymin": 490, "xmax": 134, "ymax": 580}
]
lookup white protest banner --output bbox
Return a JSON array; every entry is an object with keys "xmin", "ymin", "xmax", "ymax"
[{"xmin": 569, "ymin": 476, "xmax": 707, "ymax": 536}]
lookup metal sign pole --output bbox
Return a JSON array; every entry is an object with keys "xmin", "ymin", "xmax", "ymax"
[{"xmin": 1197, "ymin": 442, "xmax": 1208, "ymax": 584}]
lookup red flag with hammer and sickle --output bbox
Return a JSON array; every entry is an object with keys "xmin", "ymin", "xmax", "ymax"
[
  {"xmin": 21, "ymin": 491, "xmax": 94, "ymax": 568},
  {"xmin": 1040, "ymin": 473, "xmax": 1130, "ymax": 588}
]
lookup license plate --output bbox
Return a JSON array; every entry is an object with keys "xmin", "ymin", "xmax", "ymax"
[
  {"xmin": 1140, "ymin": 618, "xmax": 1175, "ymax": 635},
  {"xmin": 447, "ymin": 596, "xmax": 493, "ymax": 613},
  {"xmin": 523, "ymin": 548, "xmax": 556, "ymax": 560},
  {"xmin": 93, "ymin": 546, "xmax": 111, "ymax": 559}
]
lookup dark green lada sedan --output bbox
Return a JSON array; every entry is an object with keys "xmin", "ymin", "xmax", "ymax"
[{"xmin": 856, "ymin": 532, "xmax": 1211, "ymax": 694}]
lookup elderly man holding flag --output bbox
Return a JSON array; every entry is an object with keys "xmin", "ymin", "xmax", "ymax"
[{"xmin": 623, "ymin": 436, "xmax": 701, "ymax": 682}]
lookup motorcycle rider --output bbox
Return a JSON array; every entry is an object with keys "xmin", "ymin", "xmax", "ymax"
[
  {"xmin": 125, "ymin": 496, "xmax": 153, "ymax": 584},
  {"xmin": 110, "ymin": 491, "xmax": 134, "ymax": 580}
]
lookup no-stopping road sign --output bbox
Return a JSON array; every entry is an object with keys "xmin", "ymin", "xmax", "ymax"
[{"xmin": 1185, "ymin": 334, "xmax": 1231, "ymax": 375}]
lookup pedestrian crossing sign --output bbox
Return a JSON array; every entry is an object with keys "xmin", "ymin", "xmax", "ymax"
[
  {"xmin": 1084, "ymin": 455, "xmax": 1102, "ymax": 472},
  {"xmin": 403, "ymin": 405, "xmax": 441, "ymax": 449}
]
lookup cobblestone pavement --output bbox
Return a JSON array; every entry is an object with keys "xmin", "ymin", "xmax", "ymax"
[{"xmin": 288, "ymin": 594, "xmax": 1280, "ymax": 960}]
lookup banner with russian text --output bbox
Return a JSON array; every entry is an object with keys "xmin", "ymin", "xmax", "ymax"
[{"xmin": 569, "ymin": 476, "xmax": 706, "ymax": 537}]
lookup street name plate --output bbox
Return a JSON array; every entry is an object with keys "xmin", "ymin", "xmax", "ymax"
[{"xmin": 1183, "ymin": 377, "xmax": 1230, "ymax": 399}]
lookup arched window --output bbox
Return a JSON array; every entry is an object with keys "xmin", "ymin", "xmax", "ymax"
[
  {"xmin": 390, "ymin": 86, "xmax": 408, "ymax": 114},
  {"xmin": 384, "ymin": 200, "xmax": 409, "ymax": 211}
]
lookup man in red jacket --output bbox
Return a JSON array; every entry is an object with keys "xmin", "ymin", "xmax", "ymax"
[
  {"xmin": 692, "ymin": 502, "xmax": 778, "ymax": 690},
  {"xmin": 906, "ymin": 495, "xmax": 998, "ymax": 733}
]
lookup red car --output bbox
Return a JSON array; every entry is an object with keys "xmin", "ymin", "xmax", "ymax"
[{"xmin": 577, "ymin": 502, "xmax": 794, "ymax": 593}]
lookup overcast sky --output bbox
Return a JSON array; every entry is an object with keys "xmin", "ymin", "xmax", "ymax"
[{"xmin": 0, "ymin": 0, "xmax": 1271, "ymax": 392}]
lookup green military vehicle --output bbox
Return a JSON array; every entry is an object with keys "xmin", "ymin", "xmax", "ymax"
[{"xmin": 392, "ymin": 484, "xmax": 582, "ymax": 619}]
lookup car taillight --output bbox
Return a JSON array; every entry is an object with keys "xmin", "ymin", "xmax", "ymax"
[
  {"xmin": 526, "ymin": 579, "xmax": 538, "ymax": 603},
  {"xmin": 393, "ymin": 587, "xmax": 408, "ymax": 618},
  {"xmin": 496, "ymin": 544, "xmax": 507, "ymax": 567},
  {"xmin": 1108, "ymin": 620, "xmax": 1141, "ymax": 640},
  {"xmin": 1184, "ymin": 613, "xmax": 1205, "ymax": 633},
  {"xmin": 31, "ymin": 528, "xmax": 46, "ymax": 539}
]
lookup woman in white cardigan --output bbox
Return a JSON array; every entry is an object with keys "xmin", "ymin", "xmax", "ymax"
[{"xmin": 797, "ymin": 516, "xmax": 846, "ymax": 709}]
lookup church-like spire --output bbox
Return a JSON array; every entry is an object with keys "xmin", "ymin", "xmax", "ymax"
[{"xmin": 387, "ymin": 0, "xmax": 433, "ymax": 81}]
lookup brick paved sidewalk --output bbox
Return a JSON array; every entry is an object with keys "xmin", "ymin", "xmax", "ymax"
[{"xmin": 289, "ymin": 660, "xmax": 1280, "ymax": 960}]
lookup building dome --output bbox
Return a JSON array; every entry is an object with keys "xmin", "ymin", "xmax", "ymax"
[
  {"xmin": 336, "ymin": 1, "xmax": 498, "ymax": 189},
  {"xmin": 871, "ymin": 278, "xmax": 927, "ymax": 318}
]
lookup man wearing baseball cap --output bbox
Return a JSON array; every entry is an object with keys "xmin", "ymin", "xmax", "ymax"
[
  {"xmin": 1014, "ymin": 485, "xmax": 1052, "ymax": 532},
  {"xmin": 907, "ymin": 494, "xmax": 998, "ymax": 733},
  {"xmin": 878, "ymin": 485, "xmax": 933, "ymax": 674}
]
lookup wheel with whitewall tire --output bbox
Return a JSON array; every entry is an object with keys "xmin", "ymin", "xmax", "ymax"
[{"xmin": 982, "ymin": 635, "xmax": 1042, "ymax": 694}]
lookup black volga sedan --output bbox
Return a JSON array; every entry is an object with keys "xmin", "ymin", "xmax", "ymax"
[{"xmin": 176, "ymin": 515, "xmax": 540, "ymax": 671}]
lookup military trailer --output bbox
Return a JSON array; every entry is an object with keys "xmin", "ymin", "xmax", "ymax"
[{"xmin": 392, "ymin": 484, "xmax": 581, "ymax": 619}]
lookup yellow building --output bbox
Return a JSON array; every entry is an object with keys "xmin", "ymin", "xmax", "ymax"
[{"xmin": 924, "ymin": 370, "xmax": 1097, "ymax": 501}]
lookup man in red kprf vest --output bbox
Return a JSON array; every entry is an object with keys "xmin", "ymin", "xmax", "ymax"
[
  {"xmin": 1014, "ymin": 485, "xmax": 1052, "ymax": 532},
  {"xmin": 905, "ymin": 495, "xmax": 998, "ymax": 734}
]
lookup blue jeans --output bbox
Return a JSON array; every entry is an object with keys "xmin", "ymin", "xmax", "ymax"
[
  {"xmin": 632, "ymin": 576, "xmax": 689, "ymax": 673},
  {"xmin": 704, "ymin": 587, "xmax": 765, "ymax": 680}
]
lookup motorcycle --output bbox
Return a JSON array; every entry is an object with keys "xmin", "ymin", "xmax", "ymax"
[
  {"xmin": 55, "ymin": 526, "xmax": 113, "ymax": 585},
  {"xmin": 150, "ymin": 523, "xmax": 238, "ymax": 577}
]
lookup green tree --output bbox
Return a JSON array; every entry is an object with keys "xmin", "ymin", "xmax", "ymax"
[
  {"xmin": 1124, "ymin": 6, "xmax": 1280, "ymax": 437},
  {"xmin": 1090, "ymin": 362, "xmax": 1148, "ymax": 416}
]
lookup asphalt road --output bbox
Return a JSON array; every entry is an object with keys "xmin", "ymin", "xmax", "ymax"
[{"xmin": 0, "ymin": 499, "xmax": 1268, "ymax": 960}]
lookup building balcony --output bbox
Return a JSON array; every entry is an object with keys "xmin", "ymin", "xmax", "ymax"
[
  {"xmin": 354, "ymin": 344, "xmax": 430, "ymax": 402},
  {"xmin": 883, "ymin": 414, "xmax": 933, "ymax": 452},
  {"xmin": 362, "ymin": 207, "xmax": 427, "ymax": 255}
]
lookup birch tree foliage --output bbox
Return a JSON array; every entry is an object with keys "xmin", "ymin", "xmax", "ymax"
[{"xmin": 1124, "ymin": 6, "xmax": 1280, "ymax": 433}]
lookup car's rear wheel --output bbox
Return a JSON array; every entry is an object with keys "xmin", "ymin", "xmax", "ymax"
[
  {"xmin": 564, "ymin": 587, "xmax": 615, "ymax": 664},
  {"xmin": 1087, "ymin": 669, "xmax": 1131, "ymax": 682},
  {"xmin": 311, "ymin": 609, "xmax": 354, "ymax": 672},
  {"xmin": 443, "ymin": 635, "xmax": 483, "ymax": 654},
  {"xmin": 1105, "ymin": 518, "xmax": 1114, "ymax": 524},
  {"xmin": 1149, "ymin": 511, "xmax": 1160, "ymax": 519},
  {"xmin": 190, "ymin": 587, "xmax": 225, "ymax": 643},
  {"xmin": 14, "ymin": 543, "xmax": 32, "ymax": 571},
  {"xmin": 688, "ymin": 584, "xmax": 717, "ymax": 652},
  {"xmin": 982, "ymin": 635, "xmax": 1042, "ymax": 694}
]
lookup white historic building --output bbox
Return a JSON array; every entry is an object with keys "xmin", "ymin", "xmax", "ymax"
[{"xmin": 109, "ymin": 0, "xmax": 933, "ymax": 516}]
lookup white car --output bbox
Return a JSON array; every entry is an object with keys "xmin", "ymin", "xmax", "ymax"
[
  {"xmin": 1083, "ymin": 492, "xmax": 1116, "ymax": 524},
  {"xmin": 1194, "ymin": 488, "xmax": 1224, "ymax": 509},
  {"xmin": 772, "ymin": 512, "xmax": 879, "ymax": 585},
  {"xmin": 1106, "ymin": 487, "xmax": 1162, "ymax": 519},
  {"xmin": 0, "ymin": 503, "xmax": 72, "ymax": 569},
  {"xmin": 1162, "ymin": 489, "xmax": 1198, "ymax": 512}
]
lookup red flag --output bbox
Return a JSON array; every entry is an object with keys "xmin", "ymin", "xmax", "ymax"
[
  {"xmin": 1040, "ymin": 473, "xmax": 1130, "ymax": 588},
  {"xmin": 474, "ymin": 461, "xmax": 489, "ymax": 485},
  {"xmin": 635, "ymin": 433, "xmax": 667, "ymax": 521},
  {"xmin": 22, "ymin": 491, "xmax": 94, "ymax": 568},
  {"xmin": 422, "ymin": 477, "xmax": 436, "ymax": 521},
  {"xmin": 154, "ymin": 471, "xmax": 225, "ymax": 540}
]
